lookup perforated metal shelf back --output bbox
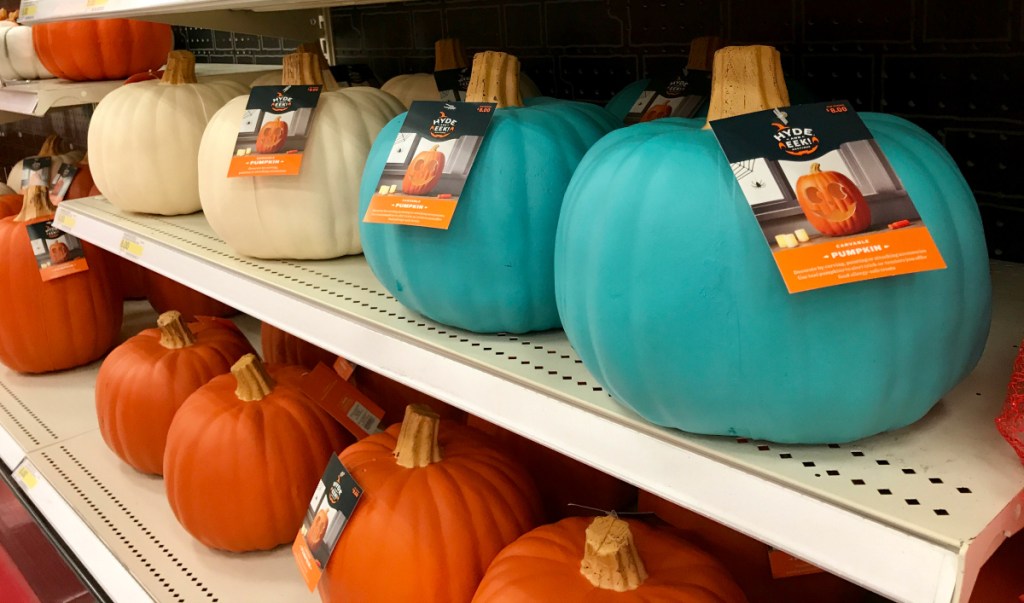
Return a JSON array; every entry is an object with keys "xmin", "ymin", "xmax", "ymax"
[{"xmin": 59, "ymin": 196, "xmax": 1024, "ymax": 553}]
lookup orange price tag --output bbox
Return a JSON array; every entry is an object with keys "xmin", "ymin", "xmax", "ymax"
[{"xmin": 302, "ymin": 363, "xmax": 384, "ymax": 439}]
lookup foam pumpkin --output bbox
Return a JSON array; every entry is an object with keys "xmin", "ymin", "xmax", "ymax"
[
  {"xmin": 795, "ymin": 163, "xmax": 871, "ymax": 237},
  {"xmin": 472, "ymin": 515, "xmax": 748, "ymax": 603},
  {"xmin": 95, "ymin": 311, "xmax": 255, "ymax": 475},
  {"xmin": 164, "ymin": 354, "xmax": 352, "ymax": 552},
  {"xmin": 555, "ymin": 45, "xmax": 991, "ymax": 443},
  {"xmin": 360, "ymin": 51, "xmax": 618, "ymax": 333},
  {"xmin": 0, "ymin": 193, "xmax": 21, "ymax": 217},
  {"xmin": 260, "ymin": 322, "xmax": 336, "ymax": 370},
  {"xmin": 32, "ymin": 18, "xmax": 171, "ymax": 81},
  {"xmin": 0, "ymin": 186, "xmax": 122, "ymax": 373},
  {"xmin": 63, "ymin": 154, "xmax": 95, "ymax": 202},
  {"xmin": 318, "ymin": 405, "xmax": 543, "ymax": 603},
  {"xmin": 7, "ymin": 134, "xmax": 84, "ymax": 193},
  {"xmin": 89, "ymin": 50, "xmax": 246, "ymax": 215},
  {"xmin": 199, "ymin": 50, "xmax": 404, "ymax": 259},
  {"xmin": 380, "ymin": 38, "xmax": 542, "ymax": 108},
  {"xmin": 145, "ymin": 271, "xmax": 237, "ymax": 322},
  {"xmin": 0, "ymin": 10, "xmax": 53, "ymax": 81}
]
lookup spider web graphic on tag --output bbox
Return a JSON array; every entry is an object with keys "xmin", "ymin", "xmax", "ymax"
[
  {"xmin": 731, "ymin": 160, "xmax": 756, "ymax": 181},
  {"xmin": 996, "ymin": 338, "xmax": 1024, "ymax": 464}
]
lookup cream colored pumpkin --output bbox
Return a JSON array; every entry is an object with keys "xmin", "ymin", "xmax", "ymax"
[
  {"xmin": 199, "ymin": 51, "xmax": 403, "ymax": 259},
  {"xmin": 0, "ymin": 10, "xmax": 50, "ymax": 82},
  {"xmin": 7, "ymin": 134, "xmax": 83, "ymax": 192},
  {"xmin": 88, "ymin": 50, "xmax": 244, "ymax": 215}
]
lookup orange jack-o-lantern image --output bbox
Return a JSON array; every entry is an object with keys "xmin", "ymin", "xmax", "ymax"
[
  {"xmin": 401, "ymin": 144, "xmax": 445, "ymax": 196},
  {"xmin": 49, "ymin": 241, "xmax": 70, "ymax": 264},
  {"xmin": 306, "ymin": 509, "xmax": 329, "ymax": 551},
  {"xmin": 640, "ymin": 102, "xmax": 673, "ymax": 122},
  {"xmin": 795, "ymin": 162, "xmax": 871, "ymax": 237},
  {"xmin": 255, "ymin": 117, "xmax": 288, "ymax": 154}
]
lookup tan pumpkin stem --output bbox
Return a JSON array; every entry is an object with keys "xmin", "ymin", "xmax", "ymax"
[
  {"xmin": 8, "ymin": 9, "xmax": 17, "ymax": 21},
  {"xmin": 282, "ymin": 51, "xmax": 325, "ymax": 86},
  {"xmin": 0, "ymin": 9, "xmax": 7, "ymax": 21},
  {"xmin": 809, "ymin": 162, "xmax": 822, "ymax": 174},
  {"xmin": 466, "ymin": 51, "xmax": 524, "ymax": 109},
  {"xmin": 297, "ymin": 42, "xmax": 331, "ymax": 70},
  {"xmin": 434, "ymin": 38, "xmax": 467, "ymax": 71},
  {"xmin": 161, "ymin": 51, "xmax": 198, "ymax": 85},
  {"xmin": 704, "ymin": 45, "xmax": 790, "ymax": 128},
  {"xmin": 14, "ymin": 186, "xmax": 56, "ymax": 223},
  {"xmin": 686, "ymin": 36, "xmax": 724, "ymax": 71},
  {"xmin": 232, "ymin": 353, "xmax": 276, "ymax": 402},
  {"xmin": 580, "ymin": 516, "xmax": 648, "ymax": 592},
  {"xmin": 37, "ymin": 134, "xmax": 63, "ymax": 157},
  {"xmin": 393, "ymin": 404, "xmax": 442, "ymax": 468},
  {"xmin": 157, "ymin": 311, "xmax": 196, "ymax": 349}
]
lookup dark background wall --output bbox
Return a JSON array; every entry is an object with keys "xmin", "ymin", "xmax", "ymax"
[{"xmin": 1, "ymin": 0, "xmax": 1020, "ymax": 261}]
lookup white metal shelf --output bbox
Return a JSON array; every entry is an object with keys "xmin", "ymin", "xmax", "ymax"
[
  {"xmin": 0, "ymin": 303, "xmax": 311, "ymax": 603},
  {"xmin": 0, "ymin": 63, "xmax": 276, "ymax": 124},
  {"xmin": 54, "ymin": 196, "xmax": 1024, "ymax": 603}
]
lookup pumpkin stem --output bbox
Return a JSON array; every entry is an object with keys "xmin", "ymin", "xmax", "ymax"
[
  {"xmin": 232, "ymin": 353, "xmax": 276, "ymax": 402},
  {"xmin": 434, "ymin": 38, "xmax": 467, "ymax": 71},
  {"xmin": 466, "ymin": 51, "xmax": 524, "ymax": 109},
  {"xmin": 686, "ymin": 36, "xmax": 724, "ymax": 71},
  {"xmin": 282, "ymin": 51, "xmax": 325, "ymax": 86},
  {"xmin": 580, "ymin": 516, "xmax": 648, "ymax": 592},
  {"xmin": 393, "ymin": 404, "xmax": 442, "ymax": 468},
  {"xmin": 157, "ymin": 311, "xmax": 196, "ymax": 349},
  {"xmin": 8, "ymin": 9, "xmax": 16, "ymax": 21},
  {"xmin": 14, "ymin": 186, "xmax": 55, "ymax": 223},
  {"xmin": 161, "ymin": 50, "xmax": 198, "ymax": 85},
  {"xmin": 0, "ymin": 9, "xmax": 7, "ymax": 20},
  {"xmin": 297, "ymin": 42, "xmax": 331, "ymax": 70},
  {"xmin": 809, "ymin": 162, "xmax": 821, "ymax": 174},
  {"xmin": 37, "ymin": 134, "xmax": 64, "ymax": 157},
  {"xmin": 704, "ymin": 45, "xmax": 790, "ymax": 128}
]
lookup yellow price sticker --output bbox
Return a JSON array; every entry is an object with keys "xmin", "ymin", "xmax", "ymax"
[
  {"xmin": 22, "ymin": 5, "xmax": 36, "ymax": 17},
  {"xmin": 17, "ymin": 465, "xmax": 37, "ymax": 489},
  {"xmin": 56, "ymin": 210, "xmax": 75, "ymax": 230},
  {"xmin": 119, "ymin": 234, "xmax": 144, "ymax": 258},
  {"xmin": 86, "ymin": 0, "xmax": 106, "ymax": 8}
]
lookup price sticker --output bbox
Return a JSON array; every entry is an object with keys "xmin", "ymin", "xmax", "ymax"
[
  {"xmin": 119, "ymin": 233, "xmax": 144, "ymax": 259},
  {"xmin": 54, "ymin": 207, "xmax": 76, "ymax": 231},
  {"xmin": 14, "ymin": 461, "xmax": 38, "ymax": 490},
  {"xmin": 20, "ymin": 2, "xmax": 37, "ymax": 20},
  {"xmin": 85, "ymin": 0, "xmax": 107, "ymax": 10}
]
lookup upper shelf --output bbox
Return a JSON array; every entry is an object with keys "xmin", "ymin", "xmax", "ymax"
[
  {"xmin": 55, "ymin": 196, "xmax": 1024, "ymax": 603},
  {"xmin": 0, "ymin": 63, "xmax": 276, "ymax": 124}
]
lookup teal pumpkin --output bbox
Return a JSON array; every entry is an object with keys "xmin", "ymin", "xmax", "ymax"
[
  {"xmin": 556, "ymin": 108, "xmax": 990, "ymax": 442},
  {"xmin": 360, "ymin": 54, "xmax": 618, "ymax": 334}
]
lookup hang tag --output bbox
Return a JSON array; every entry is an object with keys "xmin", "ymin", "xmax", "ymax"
[
  {"xmin": 363, "ymin": 100, "xmax": 496, "ymax": 229},
  {"xmin": 434, "ymin": 67, "xmax": 472, "ymax": 102},
  {"xmin": 25, "ymin": 218, "xmax": 89, "ymax": 281},
  {"xmin": 768, "ymin": 548, "xmax": 826, "ymax": 578},
  {"xmin": 293, "ymin": 456, "xmax": 363, "ymax": 590},
  {"xmin": 332, "ymin": 356, "xmax": 356, "ymax": 381},
  {"xmin": 227, "ymin": 85, "xmax": 322, "ymax": 178},
  {"xmin": 710, "ymin": 101, "xmax": 946, "ymax": 294},
  {"xmin": 48, "ymin": 163, "xmax": 79, "ymax": 205},
  {"xmin": 328, "ymin": 64, "xmax": 379, "ymax": 88},
  {"xmin": 624, "ymin": 70, "xmax": 711, "ymax": 125},
  {"xmin": 21, "ymin": 156, "xmax": 51, "ymax": 191},
  {"xmin": 301, "ymin": 362, "xmax": 384, "ymax": 439}
]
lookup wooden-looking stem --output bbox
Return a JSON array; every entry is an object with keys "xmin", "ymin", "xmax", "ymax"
[
  {"xmin": 704, "ymin": 45, "xmax": 790, "ymax": 128},
  {"xmin": 161, "ymin": 51, "xmax": 198, "ymax": 85},
  {"xmin": 393, "ymin": 405, "xmax": 442, "ymax": 468},
  {"xmin": 297, "ymin": 42, "xmax": 331, "ymax": 70},
  {"xmin": 580, "ymin": 516, "xmax": 648, "ymax": 592},
  {"xmin": 434, "ymin": 38, "xmax": 467, "ymax": 71},
  {"xmin": 466, "ymin": 51, "xmax": 523, "ymax": 109},
  {"xmin": 157, "ymin": 311, "xmax": 196, "ymax": 349},
  {"xmin": 686, "ymin": 36, "xmax": 725, "ymax": 71},
  {"xmin": 282, "ymin": 51, "xmax": 325, "ymax": 86},
  {"xmin": 0, "ymin": 9, "xmax": 8, "ymax": 21},
  {"xmin": 232, "ymin": 353, "xmax": 276, "ymax": 402},
  {"xmin": 37, "ymin": 134, "xmax": 63, "ymax": 157},
  {"xmin": 14, "ymin": 186, "xmax": 55, "ymax": 222},
  {"xmin": 8, "ymin": 9, "xmax": 17, "ymax": 21}
]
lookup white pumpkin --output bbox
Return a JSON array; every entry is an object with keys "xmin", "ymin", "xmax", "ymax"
[
  {"xmin": 6, "ymin": 134, "xmax": 84, "ymax": 192},
  {"xmin": 381, "ymin": 38, "xmax": 542, "ymax": 108},
  {"xmin": 199, "ymin": 51, "xmax": 404, "ymax": 260},
  {"xmin": 0, "ymin": 10, "xmax": 52, "ymax": 81},
  {"xmin": 88, "ymin": 50, "xmax": 245, "ymax": 215}
]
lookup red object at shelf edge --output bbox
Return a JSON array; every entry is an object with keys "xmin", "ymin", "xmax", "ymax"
[{"xmin": 996, "ymin": 337, "xmax": 1024, "ymax": 463}]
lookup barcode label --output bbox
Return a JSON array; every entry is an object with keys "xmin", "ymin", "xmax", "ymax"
[
  {"xmin": 347, "ymin": 402, "xmax": 381, "ymax": 435},
  {"xmin": 54, "ymin": 207, "xmax": 75, "ymax": 230}
]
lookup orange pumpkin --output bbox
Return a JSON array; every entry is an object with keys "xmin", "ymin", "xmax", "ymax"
[
  {"xmin": 63, "ymin": 155, "xmax": 95, "ymax": 202},
  {"xmin": 164, "ymin": 354, "xmax": 352, "ymax": 552},
  {"xmin": 255, "ymin": 117, "xmax": 288, "ymax": 154},
  {"xmin": 146, "ymin": 270, "xmax": 237, "ymax": 321},
  {"xmin": 795, "ymin": 163, "xmax": 871, "ymax": 237},
  {"xmin": 48, "ymin": 241, "xmax": 69, "ymax": 264},
  {"xmin": 0, "ymin": 186, "xmax": 122, "ymax": 373},
  {"xmin": 319, "ymin": 405, "xmax": 542, "ymax": 602},
  {"xmin": 466, "ymin": 415, "xmax": 637, "ymax": 521},
  {"xmin": 472, "ymin": 515, "xmax": 748, "ymax": 603},
  {"xmin": 96, "ymin": 311, "xmax": 255, "ymax": 475},
  {"xmin": 84, "ymin": 180, "xmax": 146, "ymax": 300},
  {"xmin": 32, "ymin": 19, "xmax": 172, "ymax": 82},
  {"xmin": 401, "ymin": 144, "xmax": 445, "ymax": 195},
  {"xmin": 640, "ymin": 103, "xmax": 673, "ymax": 122},
  {"xmin": 260, "ymin": 322, "xmax": 336, "ymax": 370},
  {"xmin": 306, "ymin": 509, "xmax": 329, "ymax": 551},
  {"xmin": 0, "ymin": 194, "xmax": 22, "ymax": 218}
]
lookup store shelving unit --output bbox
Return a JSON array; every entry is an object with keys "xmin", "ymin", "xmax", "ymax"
[
  {"xmin": 0, "ymin": 302, "xmax": 317, "ymax": 603},
  {"xmin": 42, "ymin": 195, "xmax": 1024, "ymax": 603}
]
